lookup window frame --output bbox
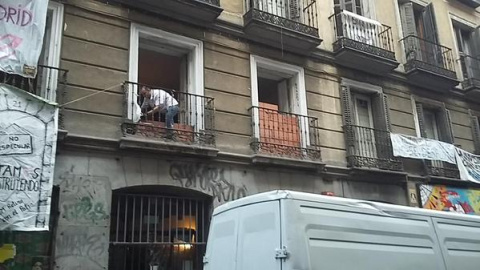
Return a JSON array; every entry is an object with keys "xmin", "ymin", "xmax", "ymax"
[
  {"xmin": 40, "ymin": 1, "xmax": 64, "ymax": 102},
  {"xmin": 128, "ymin": 23, "xmax": 204, "ymax": 128},
  {"xmin": 250, "ymin": 55, "xmax": 308, "ymax": 147}
]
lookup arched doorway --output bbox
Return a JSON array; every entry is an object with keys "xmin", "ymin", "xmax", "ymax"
[{"xmin": 108, "ymin": 186, "xmax": 212, "ymax": 270}]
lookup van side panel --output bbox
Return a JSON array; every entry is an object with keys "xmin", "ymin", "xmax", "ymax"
[
  {"xmin": 236, "ymin": 201, "xmax": 281, "ymax": 270},
  {"xmin": 432, "ymin": 218, "xmax": 480, "ymax": 270},
  {"xmin": 285, "ymin": 200, "xmax": 447, "ymax": 270},
  {"xmin": 203, "ymin": 207, "xmax": 239, "ymax": 270}
]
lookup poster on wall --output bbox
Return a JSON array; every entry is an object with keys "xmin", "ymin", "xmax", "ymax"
[
  {"xmin": 420, "ymin": 185, "xmax": 480, "ymax": 215},
  {"xmin": 0, "ymin": 0, "xmax": 49, "ymax": 78},
  {"xmin": 0, "ymin": 84, "xmax": 58, "ymax": 231}
]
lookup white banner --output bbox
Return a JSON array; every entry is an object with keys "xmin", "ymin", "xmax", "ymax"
[
  {"xmin": 0, "ymin": 0, "xmax": 49, "ymax": 78},
  {"xmin": 0, "ymin": 84, "xmax": 58, "ymax": 231},
  {"xmin": 390, "ymin": 133, "xmax": 456, "ymax": 164},
  {"xmin": 455, "ymin": 148, "xmax": 480, "ymax": 184}
]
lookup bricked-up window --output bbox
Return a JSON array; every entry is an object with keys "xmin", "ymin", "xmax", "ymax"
[{"xmin": 109, "ymin": 187, "xmax": 211, "ymax": 270}]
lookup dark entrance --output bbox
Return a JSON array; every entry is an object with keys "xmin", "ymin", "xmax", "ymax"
[{"xmin": 109, "ymin": 187, "xmax": 211, "ymax": 270}]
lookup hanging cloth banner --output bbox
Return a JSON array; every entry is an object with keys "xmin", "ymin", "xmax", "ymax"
[
  {"xmin": 455, "ymin": 148, "xmax": 480, "ymax": 184},
  {"xmin": 0, "ymin": 84, "xmax": 58, "ymax": 231},
  {"xmin": 390, "ymin": 133, "xmax": 456, "ymax": 164},
  {"xmin": 0, "ymin": 0, "xmax": 49, "ymax": 78}
]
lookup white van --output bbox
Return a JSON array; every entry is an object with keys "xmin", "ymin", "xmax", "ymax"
[{"xmin": 203, "ymin": 190, "xmax": 480, "ymax": 270}]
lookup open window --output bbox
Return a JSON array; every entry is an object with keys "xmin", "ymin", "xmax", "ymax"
[
  {"xmin": 128, "ymin": 24, "xmax": 211, "ymax": 142},
  {"xmin": 249, "ymin": 0, "xmax": 302, "ymax": 21},
  {"xmin": 0, "ymin": 2, "xmax": 64, "ymax": 102},
  {"xmin": 398, "ymin": 1, "xmax": 442, "ymax": 65},
  {"xmin": 452, "ymin": 22, "xmax": 480, "ymax": 84},
  {"xmin": 250, "ymin": 55, "xmax": 312, "ymax": 153}
]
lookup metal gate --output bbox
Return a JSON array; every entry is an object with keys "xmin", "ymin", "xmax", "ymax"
[{"xmin": 109, "ymin": 193, "xmax": 211, "ymax": 270}]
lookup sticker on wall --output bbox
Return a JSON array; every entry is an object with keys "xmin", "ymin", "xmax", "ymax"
[
  {"xmin": 420, "ymin": 185, "xmax": 480, "ymax": 215},
  {"xmin": 0, "ymin": 84, "xmax": 58, "ymax": 231}
]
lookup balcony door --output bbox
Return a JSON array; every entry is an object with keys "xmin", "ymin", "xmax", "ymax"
[
  {"xmin": 353, "ymin": 93, "xmax": 376, "ymax": 158},
  {"xmin": 253, "ymin": 0, "xmax": 301, "ymax": 20},
  {"xmin": 453, "ymin": 25, "xmax": 480, "ymax": 82}
]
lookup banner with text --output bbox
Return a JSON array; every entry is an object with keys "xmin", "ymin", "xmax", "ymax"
[
  {"xmin": 455, "ymin": 148, "xmax": 480, "ymax": 184},
  {"xmin": 390, "ymin": 133, "xmax": 456, "ymax": 164},
  {"xmin": 0, "ymin": 84, "xmax": 58, "ymax": 231},
  {"xmin": 0, "ymin": 0, "xmax": 49, "ymax": 78}
]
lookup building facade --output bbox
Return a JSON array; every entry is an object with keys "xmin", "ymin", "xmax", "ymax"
[{"xmin": 1, "ymin": 0, "xmax": 480, "ymax": 269}]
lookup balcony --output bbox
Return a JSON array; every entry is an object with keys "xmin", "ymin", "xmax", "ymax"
[
  {"xmin": 0, "ymin": 65, "xmax": 68, "ymax": 129},
  {"xmin": 108, "ymin": 0, "xmax": 222, "ymax": 25},
  {"xmin": 460, "ymin": 55, "xmax": 480, "ymax": 98},
  {"xmin": 345, "ymin": 125, "xmax": 403, "ymax": 172},
  {"xmin": 456, "ymin": 0, "xmax": 480, "ymax": 8},
  {"xmin": 243, "ymin": 0, "xmax": 321, "ymax": 53},
  {"xmin": 121, "ymin": 82, "xmax": 217, "ymax": 156},
  {"xmin": 249, "ymin": 106, "xmax": 322, "ymax": 165},
  {"xmin": 401, "ymin": 35, "xmax": 458, "ymax": 92},
  {"xmin": 425, "ymin": 161, "xmax": 460, "ymax": 180},
  {"xmin": 330, "ymin": 11, "xmax": 398, "ymax": 75}
]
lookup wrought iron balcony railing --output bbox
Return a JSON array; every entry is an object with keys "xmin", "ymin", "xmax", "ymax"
[
  {"xmin": 249, "ymin": 106, "xmax": 321, "ymax": 161},
  {"xmin": 0, "ymin": 65, "xmax": 68, "ymax": 103},
  {"xmin": 245, "ymin": 0, "xmax": 319, "ymax": 37},
  {"xmin": 344, "ymin": 125, "xmax": 403, "ymax": 171},
  {"xmin": 459, "ymin": 54, "xmax": 480, "ymax": 90},
  {"xmin": 400, "ymin": 35, "xmax": 456, "ymax": 77},
  {"xmin": 426, "ymin": 161, "xmax": 460, "ymax": 179},
  {"xmin": 331, "ymin": 10, "xmax": 395, "ymax": 59},
  {"xmin": 122, "ymin": 82, "xmax": 215, "ymax": 146}
]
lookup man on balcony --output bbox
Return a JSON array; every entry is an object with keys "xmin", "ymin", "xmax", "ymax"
[{"xmin": 140, "ymin": 86, "xmax": 179, "ymax": 130}]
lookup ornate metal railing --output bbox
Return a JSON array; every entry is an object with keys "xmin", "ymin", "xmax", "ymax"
[
  {"xmin": 426, "ymin": 161, "xmax": 460, "ymax": 179},
  {"xmin": 400, "ymin": 35, "xmax": 456, "ymax": 77},
  {"xmin": 344, "ymin": 125, "xmax": 403, "ymax": 171},
  {"xmin": 245, "ymin": 0, "xmax": 319, "ymax": 37},
  {"xmin": 0, "ymin": 65, "xmax": 68, "ymax": 103},
  {"xmin": 459, "ymin": 54, "xmax": 480, "ymax": 90},
  {"xmin": 249, "ymin": 106, "xmax": 321, "ymax": 161},
  {"xmin": 330, "ymin": 10, "xmax": 395, "ymax": 59},
  {"xmin": 122, "ymin": 82, "xmax": 215, "ymax": 146}
]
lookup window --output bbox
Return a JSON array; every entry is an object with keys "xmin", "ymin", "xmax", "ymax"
[
  {"xmin": 0, "ymin": 2, "xmax": 64, "ymax": 101},
  {"xmin": 334, "ymin": 0, "xmax": 364, "ymax": 15},
  {"xmin": 250, "ymin": 55, "xmax": 309, "ymax": 148},
  {"xmin": 415, "ymin": 102, "xmax": 454, "ymax": 172},
  {"xmin": 128, "ymin": 24, "xmax": 206, "ymax": 133},
  {"xmin": 341, "ymin": 80, "xmax": 391, "ymax": 161},
  {"xmin": 250, "ymin": 0, "xmax": 301, "ymax": 20},
  {"xmin": 470, "ymin": 113, "xmax": 480, "ymax": 154},
  {"xmin": 452, "ymin": 23, "xmax": 480, "ymax": 82}
]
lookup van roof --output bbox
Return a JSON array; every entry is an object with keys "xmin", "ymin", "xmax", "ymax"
[{"xmin": 213, "ymin": 190, "xmax": 480, "ymax": 223}]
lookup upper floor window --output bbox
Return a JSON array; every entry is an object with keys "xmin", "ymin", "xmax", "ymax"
[
  {"xmin": 126, "ymin": 24, "xmax": 214, "ymax": 144},
  {"xmin": 0, "ymin": 1, "xmax": 65, "ymax": 102},
  {"xmin": 452, "ymin": 23, "xmax": 480, "ymax": 83},
  {"xmin": 398, "ymin": 1, "xmax": 438, "ymax": 41},
  {"xmin": 334, "ymin": 0, "xmax": 363, "ymax": 15}
]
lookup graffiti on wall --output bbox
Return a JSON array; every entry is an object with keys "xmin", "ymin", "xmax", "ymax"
[
  {"xmin": 55, "ymin": 174, "xmax": 111, "ymax": 270},
  {"xmin": 420, "ymin": 185, "xmax": 480, "ymax": 215},
  {"xmin": 169, "ymin": 162, "xmax": 247, "ymax": 203},
  {"xmin": 58, "ymin": 174, "xmax": 109, "ymax": 226}
]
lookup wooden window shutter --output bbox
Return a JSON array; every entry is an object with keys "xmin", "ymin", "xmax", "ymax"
[
  {"xmin": 471, "ymin": 114, "xmax": 480, "ymax": 154},
  {"xmin": 469, "ymin": 27, "xmax": 480, "ymax": 80},
  {"xmin": 371, "ymin": 93, "xmax": 391, "ymax": 131},
  {"xmin": 341, "ymin": 85, "xmax": 354, "ymax": 126},
  {"xmin": 422, "ymin": 4, "xmax": 443, "ymax": 66},
  {"xmin": 341, "ymin": 85, "xmax": 355, "ymax": 155},
  {"xmin": 438, "ymin": 106, "xmax": 454, "ymax": 143},
  {"xmin": 399, "ymin": 2, "xmax": 417, "ymax": 37},
  {"xmin": 416, "ymin": 102, "xmax": 427, "ymax": 138}
]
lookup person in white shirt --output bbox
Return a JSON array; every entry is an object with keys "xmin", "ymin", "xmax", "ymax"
[{"xmin": 140, "ymin": 86, "xmax": 179, "ymax": 129}]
